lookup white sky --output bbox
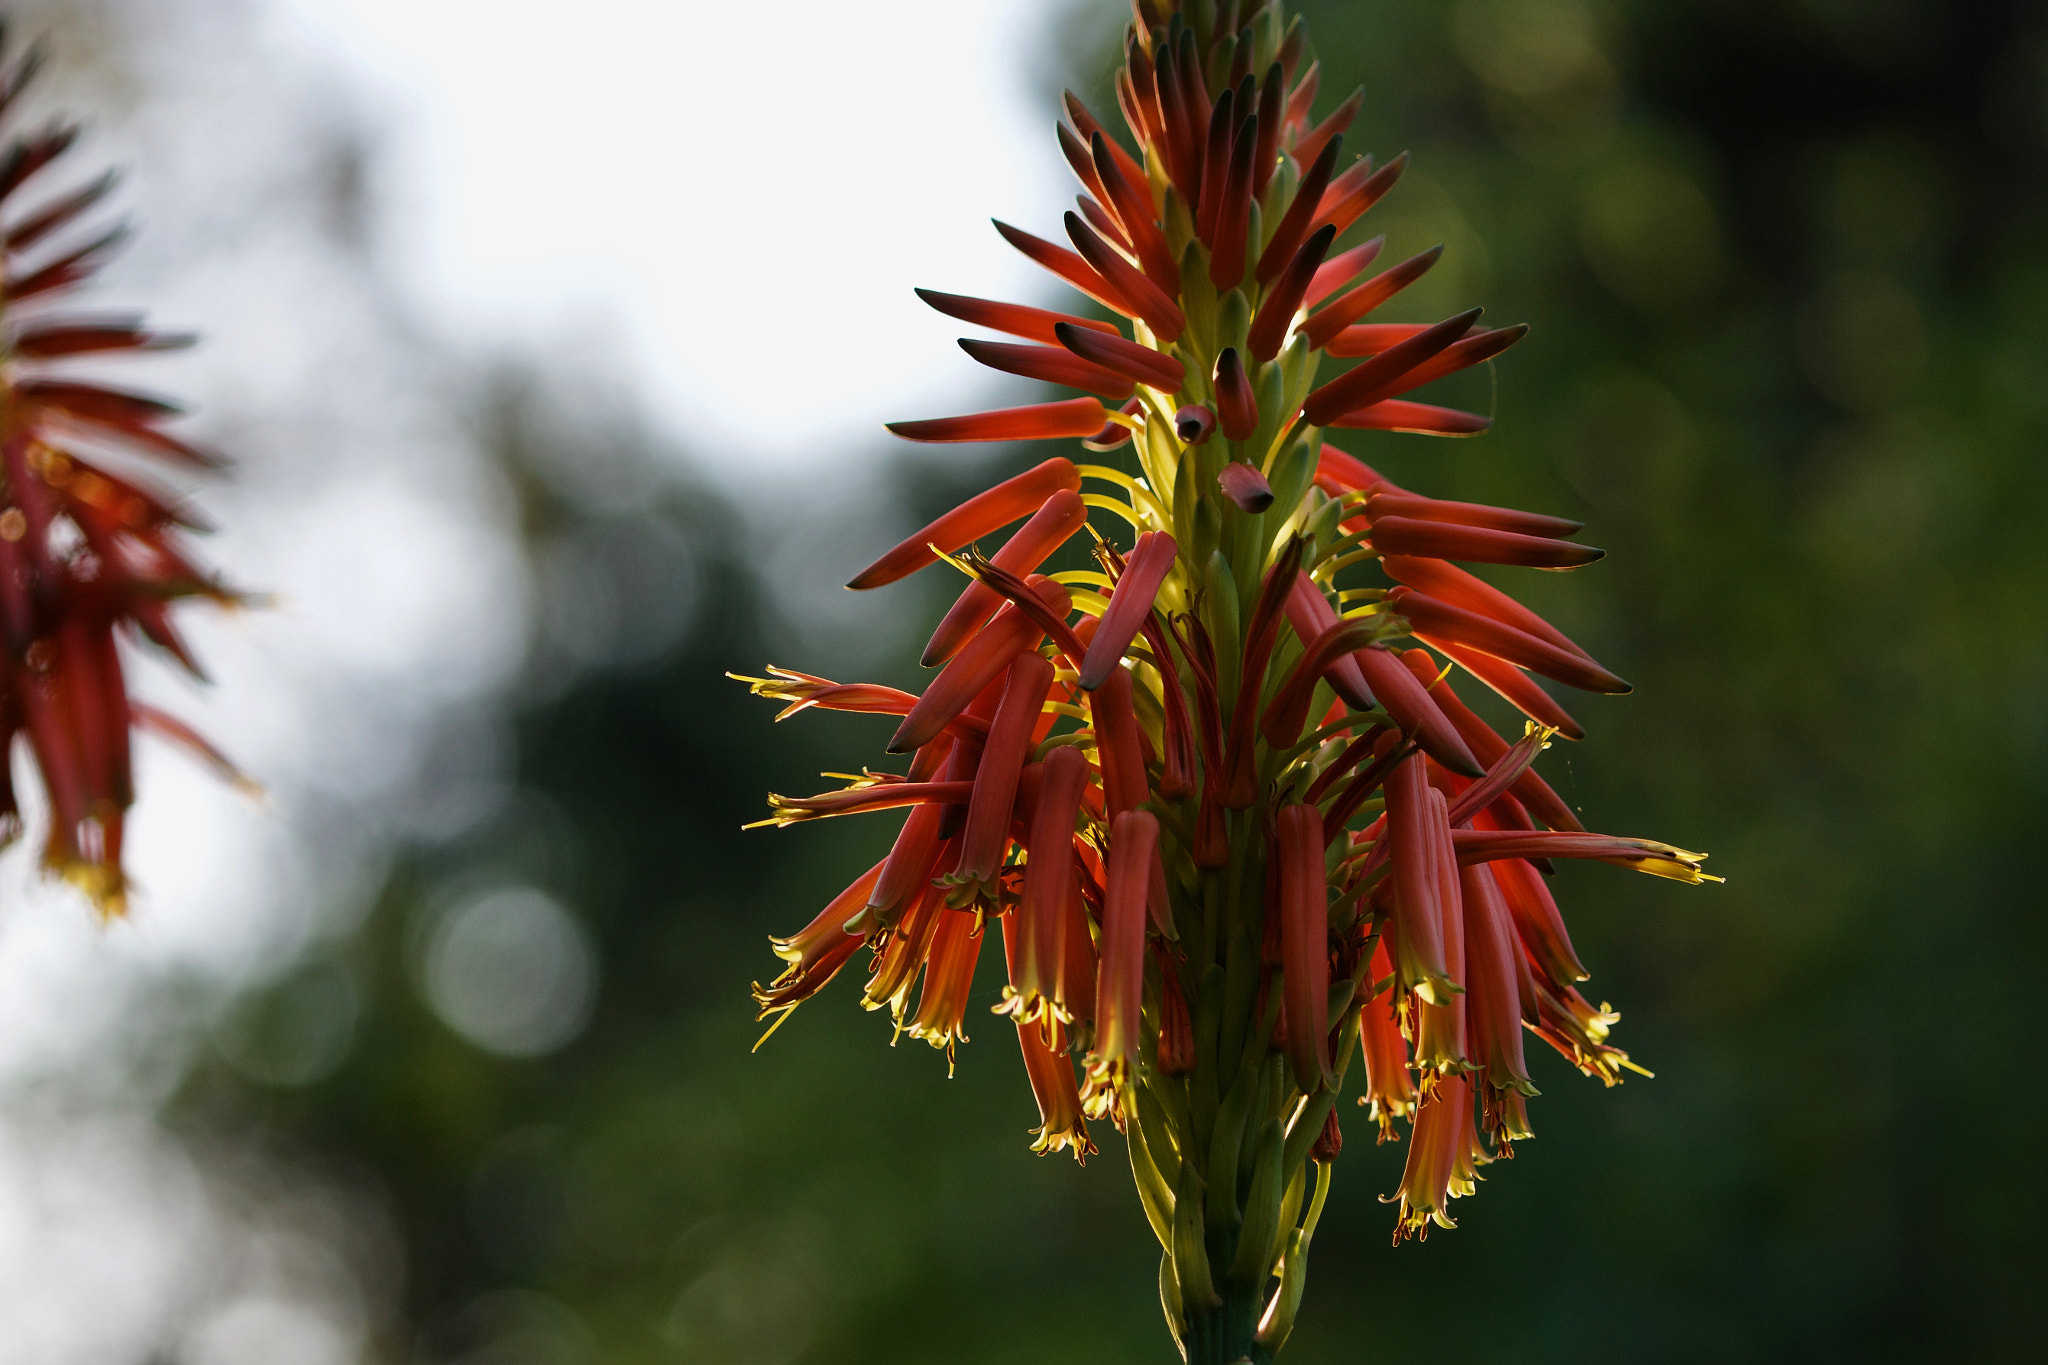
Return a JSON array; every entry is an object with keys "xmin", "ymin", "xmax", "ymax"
[{"xmin": 260, "ymin": 0, "xmax": 1091, "ymax": 479}]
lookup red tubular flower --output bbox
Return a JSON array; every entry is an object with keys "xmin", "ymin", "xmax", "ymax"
[
  {"xmin": 1395, "ymin": 648, "xmax": 1581, "ymax": 831},
  {"xmin": 994, "ymin": 218, "xmax": 1135, "ymax": 315},
  {"xmin": 1302, "ymin": 244, "xmax": 1445, "ymax": 348},
  {"xmin": 1370, "ymin": 517, "xmax": 1604, "ymax": 570},
  {"xmin": 1065, "ymin": 92, "xmax": 1149, "ymax": 200},
  {"xmin": 953, "ymin": 652, "xmax": 1056, "ymax": 894},
  {"xmin": 1291, "ymin": 86, "xmax": 1359, "ymax": 175},
  {"xmin": 1252, "ymin": 61, "xmax": 1287, "ymax": 190},
  {"xmin": 1388, "ymin": 587, "xmax": 1631, "ymax": 694},
  {"xmin": 1057, "ymin": 871, "xmax": 1098, "ymax": 1030},
  {"xmin": 924, "ymin": 488, "xmax": 1088, "ymax": 666},
  {"xmin": 890, "ymin": 576, "xmax": 1071, "ymax": 753},
  {"xmin": 951, "ymin": 550, "xmax": 1092, "ymax": 669},
  {"xmin": 1459, "ymin": 862, "xmax": 1535, "ymax": 1099},
  {"xmin": 1441, "ymin": 726, "xmax": 1551, "ymax": 829},
  {"xmin": 1220, "ymin": 539, "xmax": 1307, "ymax": 808},
  {"xmin": 864, "ymin": 883, "xmax": 948, "ymax": 1018},
  {"xmin": 1005, "ymin": 743, "xmax": 1090, "ymax": 1024},
  {"xmin": 1305, "ymin": 235, "xmax": 1385, "ymax": 308},
  {"xmin": 1212, "ymin": 347, "xmax": 1260, "ymax": 441},
  {"xmin": 885, "ymin": 396, "xmax": 1108, "ymax": 444},
  {"xmin": 1090, "ymin": 667, "xmax": 1150, "ymax": 817},
  {"xmin": 1138, "ymin": 613, "xmax": 1198, "ymax": 801},
  {"xmin": 1085, "ymin": 396, "xmax": 1146, "ymax": 449},
  {"xmin": 1411, "ymin": 788, "xmax": 1468, "ymax": 1075},
  {"xmin": 1248, "ymin": 223, "xmax": 1338, "ymax": 361},
  {"xmin": 1055, "ymin": 320, "xmax": 1187, "ymax": 392},
  {"xmin": 1157, "ymin": 954, "xmax": 1196, "ymax": 1076},
  {"xmin": 847, "ymin": 458, "xmax": 1084, "ymax": 591},
  {"xmin": 1389, "ymin": 1073, "xmax": 1483, "ymax": 1242},
  {"xmin": 1079, "ymin": 529, "xmax": 1177, "ymax": 690},
  {"xmin": 1426, "ymin": 634, "xmax": 1586, "ymax": 739},
  {"xmin": 1003, "ymin": 911, "xmax": 1096, "ymax": 1161},
  {"xmin": 749, "ymin": 777, "xmax": 975, "ymax": 829},
  {"xmin": 753, "ymin": 859, "xmax": 888, "ymax": 1029},
  {"xmin": 1321, "ymin": 322, "xmax": 1429, "ymax": 357},
  {"xmin": 1280, "ymin": 59, "xmax": 1319, "ymax": 141},
  {"xmin": 1313, "ymin": 151, "xmax": 1408, "ymax": 238},
  {"xmin": 1327, "ymin": 398, "xmax": 1491, "ymax": 435},
  {"xmin": 738, "ymin": 6, "xmax": 1710, "ymax": 1352},
  {"xmin": 1302, "ymin": 308, "xmax": 1481, "ymax": 426},
  {"xmin": 1192, "ymin": 87, "xmax": 1236, "ymax": 243},
  {"xmin": 1384, "ymin": 325, "xmax": 1531, "ymax": 394},
  {"xmin": 1259, "ymin": 614, "xmax": 1379, "ymax": 749},
  {"xmin": 960, "ymin": 338, "xmax": 1134, "ymax": 402},
  {"xmin": 1367, "ymin": 491, "xmax": 1584, "ymax": 540},
  {"xmin": 1382, "ymin": 553, "xmax": 1601, "ymax": 667},
  {"xmin": 1357, "ymin": 939, "xmax": 1417, "ymax": 1138},
  {"xmin": 1452, "ymin": 829, "xmax": 1718, "ymax": 883},
  {"xmin": 914, "ymin": 288, "xmax": 1119, "ymax": 347},
  {"xmin": 907, "ymin": 907, "xmax": 985, "ymax": 1072},
  {"xmin": 1064, "ymin": 213, "xmax": 1187, "ymax": 342},
  {"xmin": 1255, "ymin": 134, "xmax": 1341, "ymax": 284},
  {"xmin": 0, "ymin": 32, "xmax": 247, "ymax": 917},
  {"xmin": 1088, "ymin": 132, "xmax": 1179, "ymax": 291},
  {"xmin": 1284, "ymin": 571, "xmax": 1375, "ymax": 708},
  {"xmin": 1207, "ymin": 106, "xmax": 1258, "ymax": 288},
  {"xmin": 869, "ymin": 795, "xmax": 949, "ymax": 927},
  {"xmin": 1089, "ymin": 808, "xmax": 1157, "ymax": 1088},
  {"xmin": 729, "ymin": 667, "xmax": 919, "ymax": 724},
  {"xmin": 1486, "ymin": 839, "xmax": 1590, "ymax": 984},
  {"xmin": 1385, "ymin": 754, "xmax": 1455, "ymax": 1004},
  {"xmin": 1529, "ymin": 977, "xmax": 1640, "ymax": 1086},
  {"xmin": 1278, "ymin": 803, "xmax": 1333, "ymax": 1092},
  {"xmin": 1355, "ymin": 644, "xmax": 1483, "ymax": 777}
]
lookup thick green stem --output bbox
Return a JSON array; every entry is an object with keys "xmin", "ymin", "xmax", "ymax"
[{"xmin": 1182, "ymin": 1286, "xmax": 1272, "ymax": 1365}]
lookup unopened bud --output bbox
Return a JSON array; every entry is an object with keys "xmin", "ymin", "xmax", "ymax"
[
  {"xmin": 1174, "ymin": 404, "xmax": 1216, "ymax": 445},
  {"xmin": 1311, "ymin": 1105, "xmax": 1343, "ymax": 1162}
]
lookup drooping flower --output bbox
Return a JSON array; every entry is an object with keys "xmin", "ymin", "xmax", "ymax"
[
  {"xmin": 0, "ymin": 26, "xmax": 244, "ymax": 918},
  {"xmin": 737, "ymin": 3, "xmax": 1713, "ymax": 1358}
]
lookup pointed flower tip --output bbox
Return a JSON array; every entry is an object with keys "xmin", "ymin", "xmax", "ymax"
[{"xmin": 885, "ymin": 398, "xmax": 1106, "ymax": 445}]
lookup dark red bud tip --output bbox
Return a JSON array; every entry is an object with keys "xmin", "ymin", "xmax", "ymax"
[
  {"xmin": 1213, "ymin": 346, "xmax": 1258, "ymax": 440},
  {"xmin": 1217, "ymin": 462, "xmax": 1273, "ymax": 513},
  {"xmin": 1174, "ymin": 405, "xmax": 1215, "ymax": 445},
  {"xmin": 1310, "ymin": 1106, "xmax": 1343, "ymax": 1162}
]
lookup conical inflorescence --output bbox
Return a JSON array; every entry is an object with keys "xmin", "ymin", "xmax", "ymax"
[{"xmin": 736, "ymin": 2, "xmax": 1713, "ymax": 1358}]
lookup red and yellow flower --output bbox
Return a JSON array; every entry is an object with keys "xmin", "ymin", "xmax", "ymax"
[
  {"xmin": 739, "ymin": 2, "xmax": 1712, "ymax": 1358},
  {"xmin": 0, "ymin": 28, "xmax": 244, "ymax": 918}
]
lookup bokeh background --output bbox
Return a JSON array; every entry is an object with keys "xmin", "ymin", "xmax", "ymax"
[{"xmin": 2, "ymin": 0, "xmax": 2044, "ymax": 1361}]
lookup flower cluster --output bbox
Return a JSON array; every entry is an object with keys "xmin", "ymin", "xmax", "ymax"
[
  {"xmin": 737, "ymin": 1, "xmax": 1711, "ymax": 1357},
  {"xmin": 0, "ymin": 24, "xmax": 242, "ymax": 917}
]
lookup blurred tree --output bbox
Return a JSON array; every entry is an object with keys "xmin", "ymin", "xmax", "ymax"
[{"xmin": 182, "ymin": 1, "xmax": 2048, "ymax": 1362}]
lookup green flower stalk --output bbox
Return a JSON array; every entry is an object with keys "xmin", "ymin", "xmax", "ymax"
[{"xmin": 737, "ymin": 2, "xmax": 1716, "ymax": 1358}]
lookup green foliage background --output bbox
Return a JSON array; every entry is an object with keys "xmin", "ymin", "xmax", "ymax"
[{"xmin": 185, "ymin": 1, "xmax": 2048, "ymax": 1359}]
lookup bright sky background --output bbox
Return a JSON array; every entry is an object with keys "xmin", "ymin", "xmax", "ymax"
[
  {"xmin": 261, "ymin": 0, "xmax": 1095, "ymax": 481},
  {"xmin": 0, "ymin": 5, "xmax": 1111, "ymax": 1357}
]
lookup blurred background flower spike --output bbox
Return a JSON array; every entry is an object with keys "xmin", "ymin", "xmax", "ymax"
[{"xmin": 0, "ymin": 18, "xmax": 244, "ymax": 920}]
